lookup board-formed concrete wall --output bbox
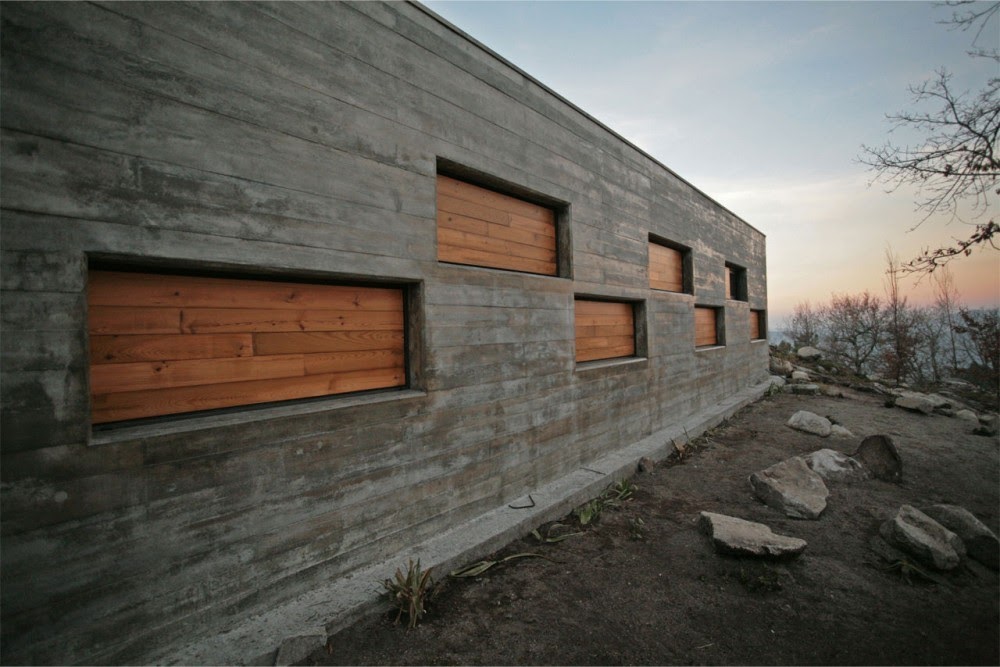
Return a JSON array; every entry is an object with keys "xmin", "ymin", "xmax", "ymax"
[{"xmin": 0, "ymin": 2, "xmax": 768, "ymax": 663}]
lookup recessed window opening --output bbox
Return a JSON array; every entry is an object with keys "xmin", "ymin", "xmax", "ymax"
[
  {"xmin": 574, "ymin": 298, "xmax": 638, "ymax": 363},
  {"xmin": 725, "ymin": 262, "xmax": 748, "ymax": 301},
  {"xmin": 87, "ymin": 269, "xmax": 407, "ymax": 425},
  {"xmin": 751, "ymin": 309, "xmax": 767, "ymax": 341},
  {"xmin": 694, "ymin": 305, "xmax": 725, "ymax": 348},
  {"xmin": 648, "ymin": 235, "xmax": 692, "ymax": 294}
]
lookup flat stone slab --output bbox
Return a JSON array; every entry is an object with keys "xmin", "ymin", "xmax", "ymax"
[
  {"xmin": 880, "ymin": 505, "xmax": 963, "ymax": 571},
  {"xmin": 894, "ymin": 393, "xmax": 934, "ymax": 414},
  {"xmin": 852, "ymin": 434, "xmax": 902, "ymax": 482},
  {"xmin": 801, "ymin": 449, "xmax": 868, "ymax": 482},
  {"xmin": 787, "ymin": 410, "xmax": 832, "ymax": 437},
  {"xmin": 788, "ymin": 383, "xmax": 821, "ymax": 395},
  {"xmin": 797, "ymin": 346, "xmax": 822, "ymax": 360},
  {"xmin": 791, "ymin": 370, "xmax": 810, "ymax": 382},
  {"xmin": 749, "ymin": 457, "xmax": 829, "ymax": 519},
  {"xmin": 922, "ymin": 504, "xmax": 999, "ymax": 570},
  {"xmin": 698, "ymin": 512, "xmax": 807, "ymax": 559}
]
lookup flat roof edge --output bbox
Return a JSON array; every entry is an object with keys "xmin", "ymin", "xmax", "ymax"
[{"xmin": 407, "ymin": 1, "xmax": 765, "ymax": 238}]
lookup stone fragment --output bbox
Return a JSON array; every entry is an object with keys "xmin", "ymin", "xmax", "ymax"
[
  {"xmin": 852, "ymin": 434, "xmax": 903, "ymax": 482},
  {"xmin": 894, "ymin": 393, "xmax": 934, "ymax": 415},
  {"xmin": 786, "ymin": 410, "xmax": 832, "ymax": 437},
  {"xmin": 801, "ymin": 449, "xmax": 868, "ymax": 482},
  {"xmin": 637, "ymin": 457, "xmax": 655, "ymax": 473},
  {"xmin": 880, "ymin": 505, "xmax": 963, "ymax": 571},
  {"xmin": 797, "ymin": 346, "xmax": 822, "ymax": 360},
  {"xmin": 922, "ymin": 504, "xmax": 999, "ymax": 570},
  {"xmin": 955, "ymin": 409, "xmax": 979, "ymax": 424},
  {"xmin": 788, "ymin": 383, "xmax": 820, "ymax": 395},
  {"xmin": 769, "ymin": 375, "xmax": 787, "ymax": 389},
  {"xmin": 698, "ymin": 512, "xmax": 807, "ymax": 559},
  {"xmin": 923, "ymin": 393, "xmax": 952, "ymax": 410},
  {"xmin": 829, "ymin": 424, "xmax": 854, "ymax": 438},
  {"xmin": 820, "ymin": 384, "xmax": 845, "ymax": 398},
  {"xmin": 749, "ymin": 457, "xmax": 829, "ymax": 519},
  {"xmin": 769, "ymin": 358, "xmax": 794, "ymax": 376},
  {"xmin": 791, "ymin": 370, "xmax": 810, "ymax": 382}
]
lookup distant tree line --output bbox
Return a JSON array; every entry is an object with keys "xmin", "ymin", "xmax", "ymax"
[{"xmin": 786, "ymin": 255, "xmax": 999, "ymax": 398}]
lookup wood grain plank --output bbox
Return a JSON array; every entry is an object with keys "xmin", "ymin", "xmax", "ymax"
[
  {"xmin": 88, "ymin": 306, "xmax": 182, "ymax": 335},
  {"xmin": 90, "ymin": 333, "xmax": 254, "ymax": 364},
  {"xmin": 437, "ymin": 227, "xmax": 555, "ymax": 262},
  {"xmin": 695, "ymin": 307, "xmax": 718, "ymax": 346},
  {"xmin": 91, "ymin": 366, "xmax": 406, "ymax": 423},
  {"xmin": 437, "ymin": 175, "xmax": 553, "ymax": 223},
  {"xmin": 576, "ymin": 343, "xmax": 636, "ymax": 363},
  {"xmin": 90, "ymin": 354, "xmax": 307, "ymax": 394},
  {"xmin": 88, "ymin": 271, "xmax": 403, "ymax": 311},
  {"xmin": 179, "ymin": 307, "xmax": 404, "ymax": 334},
  {"xmin": 750, "ymin": 310, "xmax": 764, "ymax": 340},
  {"xmin": 437, "ymin": 210, "xmax": 556, "ymax": 248},
  {"xmin": 437, "ymin": 243, "xmax": 556, "ymax": 275},
  {"xmin": 301, "ymin": 348, "xmax": 405, "ymax": 375},
  {"xmin": 252, "ymin": 330, "xmax": 404, "ymax": 355},
  {"xmin": 574, "ymin": 300, "xmax": 635, "ymax": 362},
  {"xmin": 649, "ymin": 243, "xmax": 683, "ymax": 292}
]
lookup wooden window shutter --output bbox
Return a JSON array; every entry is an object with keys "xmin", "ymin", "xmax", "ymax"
[
  {"xmin": 750, "ymin": 310, "xmax": 765, "ymax": 340},
  {"xmin": 575, "ymin": 299, "xmax": 635, "ymax": 362},
  {"xmin": 436, "ymin": 175, "xmax": 557, "ymax": 276},
  {"xmin": 694, "ymin": 306, "xmax": 719, "ymax": 347},
  {"xmin": 649, "ymin": 242, "xmax": 684, "ymax": 292},
  {"xmin": 88, "ymin": 270, "xmax": 406, "ymax": 424}
]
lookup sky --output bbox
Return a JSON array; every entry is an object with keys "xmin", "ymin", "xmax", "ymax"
[{"xmin": 423, "ymin": 0, "xmax": 999, "ymax": 324}]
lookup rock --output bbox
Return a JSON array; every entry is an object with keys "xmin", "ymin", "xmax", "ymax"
[
  {"xmin": 274, "ymin": 633, "xmax": 327, "ymax": 667},
  {"xmin": 852, "ymin": 435, "xmax": 903, "ymax": 483},
  {"xmin": 880, "ymin": 505, "xmax": 963, "ymax": 571},
  {"xmin": 786, "ymin": 410, "xmax": 832, "ymax": 437},
  {"xmin": 922, "ymin": 504, "xmax": 999, "ymax": 570},
  {"xmin": 923, "ymin": 393, "xmax": 952, "ymax": 410},
  {"xmin": 820, "ymin": 384, "xmax": 845, "ymax": 398},
  {"xmin": 769, "ymin": 358, "xmax": 794, "ymax": 376},
  {"xmin": 955, "ymin": 409, "xmax": 979, "ymax": 424},
  {"xmin": 801, "ymin": 449, "xmax": 868, "ymax": 482},
  {"xmin": 829, "ymin": 424, "xmax": 854, "ymax": 438},
  {"xmin": 637, "ymin": 457, "xmax": 655, "ymax": 473},
  {"xmin": 977, "ymin": 414, "xmax": 999, "ymax": 437},
  {"xmin": 698, "ymin": 512, "xmax": 807, "ymax": 559},
  {"xmin": 769, "ymin": 375, "xmax": 787, "ymax": 389},
  {"xmin": 790, "ymin": 370, "xmax": 810, "ymax": 383},
  {"xmin": 749, "ymin": 457, "xmax": 829, "ymax": 519},
  {"xmin": 797, "ymin": 346, "xmax": 822, "ymax": 360},
  {"xmin": 894, "ymin": 393, "xmax": 934, "ymax": 415},
  {"xmin": 788, "ymin": 383, "xmax": 820, "ymax": 395}
]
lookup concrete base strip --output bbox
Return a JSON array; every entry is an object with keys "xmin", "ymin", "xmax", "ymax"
[{"xmin": 162, "ymin": 377, "xmax": 776, "ymax": 666}]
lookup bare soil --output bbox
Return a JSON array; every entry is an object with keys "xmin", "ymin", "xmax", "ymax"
[{"xmin": 302, "ymin": 389, "xmax": 999, "ymax": 666}]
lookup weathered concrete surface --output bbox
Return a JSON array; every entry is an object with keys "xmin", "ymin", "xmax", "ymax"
[
  {"xmin": 749, "ymin": 457, "xmax": 829, "ymax": 519},
  {"xmin": 699, "ymin": 511, "xmax": 807, "ymax": 559},
  {"xmin": 0, "ymin": 2, "xmax": 768, "ymax": 664}
]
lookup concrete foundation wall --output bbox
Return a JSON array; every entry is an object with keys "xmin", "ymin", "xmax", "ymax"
[{"xmin": 0, "ymin": 2, "xmax": 768, "ymax": 663}]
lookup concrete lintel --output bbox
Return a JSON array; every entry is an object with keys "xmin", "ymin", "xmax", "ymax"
[{"xmin": 161, "ymin": 378, "xmax": 774, "ymax": 666}]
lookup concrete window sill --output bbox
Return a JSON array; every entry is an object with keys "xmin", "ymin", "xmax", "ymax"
[
  {"xmin": 89, "ymin": 388, "xmax": 428, "ymax": 447},
  {"xmin": 575, "ymin": 356, "xmax": 648, "ymax": 374},
  {"xmin": 695, "ymin": 345, "xmax": 726, "ymax": 353}
]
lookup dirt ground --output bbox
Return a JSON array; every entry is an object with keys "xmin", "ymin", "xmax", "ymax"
[{"xmin": 302, "ymin": 389, "xmax": 999, "ymax": 666}]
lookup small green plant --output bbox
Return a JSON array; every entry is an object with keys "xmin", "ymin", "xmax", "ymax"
[
  {"xmin": 382, "ymin": 559, "xmax": 435, "ymax": 628},
  {"xmin": 605, "ymin": 479, "xmax": 636, "ymax": 503},
  {"xmin": 574, "ymin": 498, "xmax": 604, "ymax": 525},
  {"xmin": 628, "ymin": 516, "xmax": 646, "ymax": 540}
]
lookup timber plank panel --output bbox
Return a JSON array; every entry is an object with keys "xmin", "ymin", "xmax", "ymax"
[
  {"xmin": 92, "ymin": 367, "xmax": 406, "ymax": 424},
  {"xmin": 750, "ymin": 310, "xmax": 765, "ymax": 340},
  {"xmin": 88, "ymin": 270, "xmax": 405, "ymax": 423},
  {"xmin": 574, "ymin": 299, "xmax": 635, "ymax": 362},
  {"xmin": 649, "ymin": 242, "xmax": 684, "ymax": 292},
  {"xmin": 90, "ymin": 334, "xmax": 254, "ymax": 365},
  {"xmin": 695, "ymin": 307, "xmax": 719, "ymax": 347},
  {"xmin": 437, "ymin": 175, "xmax": 557, "ymax": 276}
]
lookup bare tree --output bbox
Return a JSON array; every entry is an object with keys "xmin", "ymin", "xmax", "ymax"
[
  {"xmin": 932, "ymin": 265, "xmax": 963, "ymax": 372},
  {"xmin": 824, "ymin": 292, "xmax": 885, "ymax": 375},
  {"xmin": 788, "ymin": 301, "xmax": 824, "ymax": 348},
  {"xmin": 954, "ymin": 306, "xmax": 1000, "ymax": 397},
  {"xmin": 882, "ymin": 249, "xmax": 922, "ymax": 382},
  {"xmin": 860, "ymin": 2, "xmax": 999, "ymax": 273}
]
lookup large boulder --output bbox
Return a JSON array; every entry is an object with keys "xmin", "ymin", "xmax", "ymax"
[
  {"xmin": 880, "ymin": 505, "xmax": 963, "ymax": 571},
  {"xmin": 955, "ymin": 409, "xmax": 979, "ymax": 424},
  {"xmin": 797, "ymin": 346, "xmax": 822, "ymax": 360},
  {"xmin": 852, "ymin": 434, "xmax": 903, "ymax": 483},
  {"xmin": 801, "ymin": 449, "xmax": 868, "ymax": 482},
  {"xmin": 769, "ymin": 357, "xmax": 794, "ymax": 376},
  {"xmin": 749, "ymin": 457, "xmax": 829, "ymax": 519},
  {"xmin": 791, "ymin": 370, "xmax": 810, "ymax": 383},
  {"xmin": 786, "ymin": 410, "xmax": 832, "ymax": 437},
  {"xmin": 894, "ymin": 392, "xmax": 935, "ymax": 415},
  {"xmin": 698, "ymin": 512, "xmax": 807, "ymax": 559},
  {"xmin": 922, "ymin": 504, "xmax": 999, "ymax": 570}
]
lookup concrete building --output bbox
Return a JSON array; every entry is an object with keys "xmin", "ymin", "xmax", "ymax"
[{"xmin": 0, "ymin": 2, "xmax": 768, "ymax": 663}]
